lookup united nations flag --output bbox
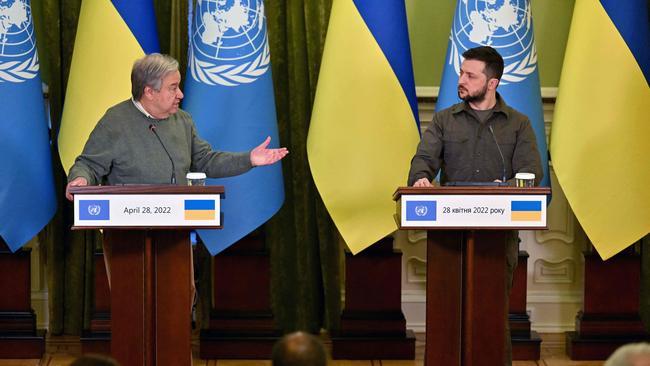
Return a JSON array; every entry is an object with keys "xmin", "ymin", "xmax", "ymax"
[
  {"xmin": 183, "ymin": 0, "xmax": 284, "ymax": 255},
  {"xmin": 188, "ymin": 0, "xmax": 270, "ymax": 86},
  {"xmin": 0, "ymin": 0, "xmax": 57, "ymax": 251},
  {"xmin": 438, "ymin": 0, "xmax": 550, "ymax": 188}
]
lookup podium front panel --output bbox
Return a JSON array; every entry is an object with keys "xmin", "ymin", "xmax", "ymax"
[
  {"xmin": 398, "ymin": 193, "xmax": 547, "ymax": 229},
  {"xmin": 74, "ymin": 194, "xmax": 221, "ymax": 228}
]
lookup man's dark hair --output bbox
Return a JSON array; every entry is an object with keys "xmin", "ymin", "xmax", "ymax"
[
  {"xmin": 272, "ymin": 331, "xmax": 327, "ymax": 366},
  {"xmin": 462, "ymin": 46, "xmax": 504, "ymax": 81}
]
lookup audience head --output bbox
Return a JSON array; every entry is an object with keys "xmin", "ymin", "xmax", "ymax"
[
  {"xmin": 70, "ymin": 353, "xmax": 120, "ymax": 366},
  {"xmin": 272, "ymin": 331, "xmax": 327, "ymax": 366},
  {"xmin": 605, "ymin": 343, "xmax": 650, "ymax": 366}
]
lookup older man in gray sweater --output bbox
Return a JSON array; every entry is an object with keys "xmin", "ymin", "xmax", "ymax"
[
  {"xmin": 64, "ymin": 53, "xmax": 288, "ymax": 298},
  {"xmin": 65, "ymin": 53, "xmax": 287, "ymax": 200}
]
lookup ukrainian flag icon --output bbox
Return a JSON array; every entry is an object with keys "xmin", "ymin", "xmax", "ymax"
[
  {"xmin": 184, "ymin": 200, "xmax": 215, "ymax": 220},
  {"xmin": 511, "ymin": 201, "xmax": 542, "ymax": 221}
]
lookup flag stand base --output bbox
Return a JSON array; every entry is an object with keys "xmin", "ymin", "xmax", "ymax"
[
  {"xmin": 199, "ymin": 235, "xmax": 280, "ymax": 359},
  {"xmin": 566, "ymin": 250, "xmax": 650, "ymax": 360},
  {"xmin": 510, "ymin": 251, "xmax": 541, "ymax": 360},
  {"xmin": 0, "ymin": 242, "xmax": 45, "ymax": 359},
  {"xmin": 331, "ymin": 238, "xmax": 415, "ymax": 359},
  {"xmin": 81, "ymin": 251, "xmax": 111, "ymax": 355}
]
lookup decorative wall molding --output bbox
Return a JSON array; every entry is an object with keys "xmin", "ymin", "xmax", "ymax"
[
  {"xmin": 527, "ymin": 290, "xmax": 582, "ymax": 304},
  {"xmin": 527, "ymin": 291, "xmax": 583, "ymax": 333},
  {"xmin": 407, "ymin": 230, "xmax": 426, "ymax": 244},
  {"xmin": 415, "ymin": 86, "xmax": 439, "ymax": 98},
  {"xmin": 401, "ymin": 289, "xmax": 427, "ymax": 303},
  {"xmin": 401, "ymin": 290, "xmax": 427, "ymax": 333},
  {"xmin": 416, "ymin": 86, "xmax": 558, "ymax": 99},
  {"xmin": 341, "ymin": 290, "xmax": 427, "ymax": 305},
  {"xmin": 530, "ymin": 321, "xmax": 577, "ymax": 333},
  {"xmin": 533, "ymin": 258, "xmax": 576, "ymax": 284},
  {"xmin": 535, "ymin": 201, "xmax": 575, "ymax": 244},
  {"xmin": 406, "ymin": 256, "xmax": 427, "ymax": 284},
  {"xmin": 32, "ymin": 290, "xmax": 49, "ymax": 329}
]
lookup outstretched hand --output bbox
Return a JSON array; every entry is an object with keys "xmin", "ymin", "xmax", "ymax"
[{"xmin": 250, "ymin": 136, "xmax": 289, "ymax": 166}]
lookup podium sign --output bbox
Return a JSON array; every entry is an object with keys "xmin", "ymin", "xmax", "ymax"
[
  {"xmin": 74, "ymin": 194, "xmax": 221, "ymax": 228},
  {"xmin": 399, "ymin": 193, "xmax": 547, "ymax": 229},
  {"xmin": 71, "ymin": 185, "xmax": 223, "ymax": 230}
]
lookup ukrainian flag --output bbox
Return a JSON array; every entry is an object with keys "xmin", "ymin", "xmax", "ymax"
[
  {"xmin": 550, "ymin": 0, "xmax": 650, "ymax": 259},
  {"xmin": 184, "ymin": 200, "xmax": 216, "ymax": 221},
  {"xmin": 307, "ymin": 0, "xmax": 420, "ymax": 254},
  {"xmin": 511, "ymin": 201, "xmax": 542, "ymax": 222},
  {"xmin": 58, "ymin": 0, "xmax": 160, "ymax": 173}
]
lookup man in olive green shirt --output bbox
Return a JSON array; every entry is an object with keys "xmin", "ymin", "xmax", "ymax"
[
  {"xmin": 408, "ymin": 48, "xmax": 542, "ymax": 187},
  {"xmin": 408, "ymin": 46, "xmax": 542, "ymax": 366}
]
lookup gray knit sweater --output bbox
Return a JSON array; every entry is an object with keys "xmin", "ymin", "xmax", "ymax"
[{"xmin": 68, "ymin": 100, "xmax": 252, "ymax": 185}]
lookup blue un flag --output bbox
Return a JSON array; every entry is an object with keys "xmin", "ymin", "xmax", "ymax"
[
  {"xmin": 0, "ymin": 0, "xmax": 57, "ymax": 251},
  {"xmin": 437, "ymin": 0, "xmax": 550, "ymax": 188},
  {"xmin": 183, "ymin": 0, "xmax": 284, "ymax": 255}
]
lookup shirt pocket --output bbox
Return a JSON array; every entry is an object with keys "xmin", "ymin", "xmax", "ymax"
[{"xmin": 442, "ymin": 133, "xmax": 470, "ymax": 170}]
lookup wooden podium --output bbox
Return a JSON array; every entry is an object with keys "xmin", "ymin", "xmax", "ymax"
[
  {"xmin": 394, "ymin": 186, "xmax": 550, "ymax": 366},
  {"xmin": 70, "ymin": 185, "xmax": 224, "ymax": 366}
]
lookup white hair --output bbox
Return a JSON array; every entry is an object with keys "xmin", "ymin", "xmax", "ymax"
[
  {"xmin": 131, "ymin": 53, "xmax": 179, "ymax": 100},
  {"xmin": 605, "ymin": 343, "xmax": 650, "ymax": 366}
]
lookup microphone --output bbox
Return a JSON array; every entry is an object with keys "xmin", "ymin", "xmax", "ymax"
[
  {"xmin": 488, "ymin": 125, "xmax": 507, "ymax": 184},
  {"xmin": 149, "ymin": 124, "xmax": 177, "ymax": 184}
]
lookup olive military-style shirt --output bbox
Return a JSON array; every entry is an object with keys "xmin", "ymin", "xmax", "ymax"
[{"xmin": 408, "ymin": 93, "xmax": 542, "ymax": 186}]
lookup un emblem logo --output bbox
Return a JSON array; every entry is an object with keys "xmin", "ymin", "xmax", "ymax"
[
  {"xmin": 189, "ymin": 0, "xmax": 270, "ymax": 86},
  {"xmin": 87, "ymin": 205, "xmax": 102, "ymax": 216},
  {"xmin": 414, "ymin": 206, "xmax": 428, "ymax": 217},
  {"xmin": 0, "ymin": 0, "xmax": 39, "ymax": 83},
  {"xmin": 448, "ymin": 0, "xmax": 536, "ymax": 84}
]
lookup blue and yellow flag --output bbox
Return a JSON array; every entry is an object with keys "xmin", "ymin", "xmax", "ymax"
[
  {"xmin": 58, "ymin": 0, "xmax": 160, "ymax": 173},
  {"xmin": 307, "ymin": 0, "xmax": 420, "ymax": 254},
  {"xmin": 437, "ymin": 0, "xmax": 550, "ymax": 188},
  {"xmin": 511, "ymin": 201, "xmax": 542, "ymax": 222},
  {"xmin": 183, "ymin": 0, "xmax": 284, "ymax": 255},
  {"xmin": 0, "ymin": 0, "xmax": 56, "ymax": 252},
  {"xmin": 184, "ymin": 200, "xmax": 216, "ymax": 221},
  {"xmin": 551, "ymin": 0, "xmax": 650, "ymax": 260}
]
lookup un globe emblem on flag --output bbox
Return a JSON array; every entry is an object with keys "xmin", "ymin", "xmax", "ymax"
[
  {"xmin": 87, "ymin": 205, "xmax": 101, "ymax": 216},
  {"xmin": 448, "ymin": 0, "xmax": 536, "ymax": 84},
  {"xmin": 189, "ymin": 0, "xmax": 270, "ymax": 87},
  {"xmin": 0, "ymin": 0, "xmax": 39, "ymax": 83}
]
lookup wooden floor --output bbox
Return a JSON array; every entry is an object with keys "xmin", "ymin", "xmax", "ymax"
[{"xmin": 0, "ymin": 333, "xmax": 604, "ymax": 366}]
